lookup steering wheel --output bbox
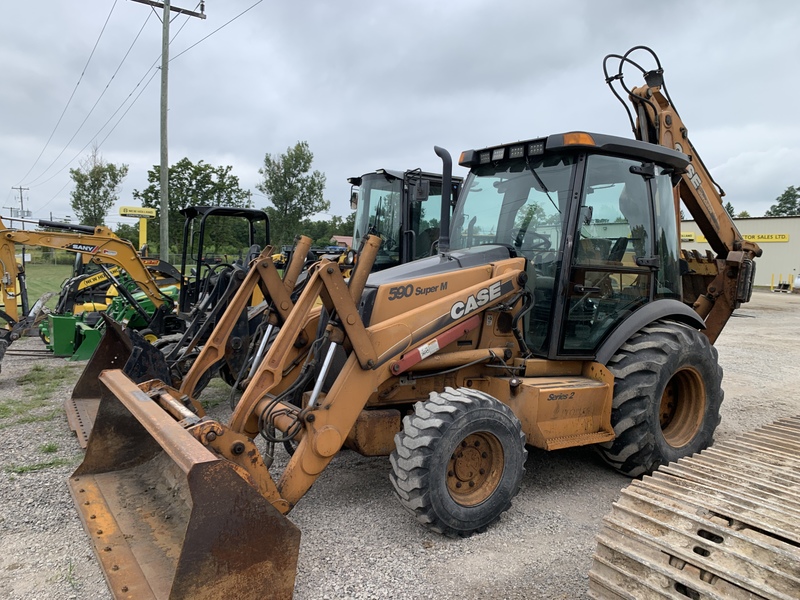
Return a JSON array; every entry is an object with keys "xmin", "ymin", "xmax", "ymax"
[
  {"xmin": 513, "ymin": 227, "xmax": 552, "ymax": 251},
  {"xmin": 522, "ymin": 231, "xmax": 551, "ymax": 251}
]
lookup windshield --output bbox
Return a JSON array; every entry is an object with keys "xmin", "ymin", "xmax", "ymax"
[{"xmin": 451, "ymin": 154, "xmax": 575, "ymax": 253}]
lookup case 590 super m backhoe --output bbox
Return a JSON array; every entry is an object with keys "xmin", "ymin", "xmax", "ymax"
[{"xmin": 69, "ymin": 47, "xmax": 761, "ymax": 599}]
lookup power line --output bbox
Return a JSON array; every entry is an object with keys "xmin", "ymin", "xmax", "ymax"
[
  {"xmin": 30, "ymin": 11, "xmax": 199, "ymax": 203},
  {"xmin": 16, "ymin": 0, "xmax": 119, "ymax": 185},
  {"xmin": 34, "ymin": 178, "xmax": 75, "ymax": 214},
  {"xmin": 33, "ymin": 66, "xmax": 161, "ymax": 213},
  {"xmin": 29, "ymin": 64, "xmax": 160, "ymax": 192},
  {"xmin": 24, "ymin": 10, "xmax": 153, "ymax": 187},
  {"xmin": 170, "ymin": 0, "xmax": 263, "ymax": 63},
  {"xmin": 29, "ymin": 1, "xmax": 256, "ymax": 215}
]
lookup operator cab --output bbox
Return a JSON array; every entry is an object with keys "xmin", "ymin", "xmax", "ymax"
[
  {"xmin": 453, "ymin": 131, "xmax": 689, "ymax": 359},
  {"xmin": 349, "ymin": 169, "xmax": 463, "ymax": 270}
]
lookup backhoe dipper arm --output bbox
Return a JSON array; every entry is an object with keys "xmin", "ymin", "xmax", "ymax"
[{"xmin": 612, "ymin": 48, "xmax": 761, "ymax": 341}]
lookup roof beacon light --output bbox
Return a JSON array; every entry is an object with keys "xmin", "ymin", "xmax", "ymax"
[{"xmin": 562, "ymin": 132, "xmax": 595, "ymax": 146}]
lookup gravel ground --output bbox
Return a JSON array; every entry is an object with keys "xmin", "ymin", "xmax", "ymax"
[{"xmin": 0, "ymin": 289, "xmax": 798, "ymax": 600}]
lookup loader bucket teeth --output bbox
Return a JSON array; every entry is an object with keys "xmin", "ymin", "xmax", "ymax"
[
  {"xmin": 66, "ymin": 315, "xmax": 172, "ymax": 448},
  {"xmin": 70, "ymin": 370, "xmax": 301, "ymax": 600}
]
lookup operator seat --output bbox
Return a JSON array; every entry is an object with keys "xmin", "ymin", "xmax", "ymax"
[{"xmin": 416, "ymin": 227, "xmax": 440, "ymax": 259}]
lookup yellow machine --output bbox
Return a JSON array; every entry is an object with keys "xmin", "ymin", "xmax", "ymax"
[
  {"xmin": 0, "ymin": 218, "xmax": 174, "ymax": 369},
  {"xmin": 70, "ymin": 48, "xmax": 762, "ymax": 599}
]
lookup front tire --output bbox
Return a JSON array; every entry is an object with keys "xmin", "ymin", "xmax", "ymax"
[
  {"xmin": 595, "ymin": 320, "xmax": 723, "ymax": 477},
  {"xmin": 390, "ymin": 387, "xmax": 526, "ymax": 537}
]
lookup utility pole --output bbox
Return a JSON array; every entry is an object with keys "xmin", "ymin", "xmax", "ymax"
[
  {"xmin": 130, "ymin": 0, "xmax": 205, "ymax": 261},
  {"xmin": 11, "ymin": 185, "xmax": 29, "ymax": 268},
  {"xmin": 11, "ymin": 186, "xmax": 28, "ymax": 230}
]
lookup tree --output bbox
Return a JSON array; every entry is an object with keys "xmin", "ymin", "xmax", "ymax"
[
  {"xmin": 133, "ymin": 158, "xmax": 252, "ymax": 254},
  {"xmin": 724, "ymin": 201, "xmax": 735, "ymax": 218},
  {"xmin": 297, "ymin": 212, "xmax": 354, "ymax": 247},
  {"xmin": 737, "ymin": 210, "xmax": 751, "ymax": 218},
  {"xmin": 342, "ymin": 210, "xmax": 356, "ymax": 235},
  {"xmin": 69, "ymin": 144, "xmax": 128, "ymax": 226},
  {"xmin": 765, "ymin": 185, "xmax": 800, "ymax": 217},
  {"xmin": 257, "ymin": 141, "xmax": 329, "ymax": 246},
  {"xmin": 114, "ymin": 222, "xmax": 139, "ymax": 247}
]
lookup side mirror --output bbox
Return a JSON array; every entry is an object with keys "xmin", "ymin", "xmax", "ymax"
[
  {"xmin": 350, "ymin": 189, "xmax": 359, "ymax": 210},
  {"xmin": 412, "ymin": 180, "xmax": 430, "ymax": 202}
]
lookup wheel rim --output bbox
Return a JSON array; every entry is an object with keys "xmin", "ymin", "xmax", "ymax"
[
  {"xmin": 141, "ymin": 331, "xmax": 159, "ymax": 343},
  {"xmin": 446, "ymin": 432, "xmax": 504, "ymax": 506},
  {"xmin": 659, "ymin": 367, "xmax": 706, "ymax": 448}
]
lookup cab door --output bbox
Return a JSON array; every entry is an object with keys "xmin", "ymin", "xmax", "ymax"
[{"xmin": 559, "ymin": 154, "xmax": 655, "ymax": 354}]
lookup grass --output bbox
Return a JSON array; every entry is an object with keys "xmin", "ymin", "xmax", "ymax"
[
  {"xmin": 1, "ymin": 262, "xmax": 72, "ymax": 312},
  {"xmin": 64, "ymin": 559, "xmax": 77, "ymax": 589},
  {"xmin": 40, "ymin": 442, "xmax": 58, "ymax": 453},
  {"xmin": 0, "ymin": 364, "xmax": 81, "ymax": 429},
  {"xmin": 200, "ymin": 377, "xmax": 231, "ymax": 409},
  {"xmin": 4, "ymin": 457, "xmax": 75, "ymax": 474},
  {"xmin": 25, "ymin": 263, "xmax": 72, "ymax": 309}
]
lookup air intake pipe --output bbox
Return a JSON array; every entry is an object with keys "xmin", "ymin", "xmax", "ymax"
[{"xmin": 434, "ymin": 145, "xmax": 452, "ymax": 254}]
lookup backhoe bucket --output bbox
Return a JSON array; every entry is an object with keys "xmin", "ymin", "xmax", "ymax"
[
  {"xmin": 69, "ymin": 369, "xmax": 301, "ymax": 599},
  {"xmin": 66, "ymin": 315, "xmax": 172, "ymax": 448}
]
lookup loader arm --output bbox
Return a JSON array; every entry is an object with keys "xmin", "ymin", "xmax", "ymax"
[
  {"xmin": 611, "ymin": 48, "xmax": 762, "ymax": 342},
  {"xmin": 178, "ymin": 236, "xmax": 312, "ymax": 398},
  {"xmin": 220, "ymin": 236, "xmax": 525, "ymax": 508}
]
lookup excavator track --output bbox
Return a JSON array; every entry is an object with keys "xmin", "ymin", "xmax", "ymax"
[{"xmin": 589, "ymin": 415, "xmax": 800, "ymax": 600}]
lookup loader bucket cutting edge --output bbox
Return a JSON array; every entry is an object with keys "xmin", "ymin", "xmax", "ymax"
[{"xmin": 69, "ymin": 369, "xmax": 301, "ymax": 600}]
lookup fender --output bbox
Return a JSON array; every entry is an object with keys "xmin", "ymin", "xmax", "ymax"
[{"xmin": 595, "ymin": 299, "xmax": 706, "ymax": 365}]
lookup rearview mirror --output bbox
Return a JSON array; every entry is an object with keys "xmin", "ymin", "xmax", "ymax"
[
  {"xmin": 412, "ymin": 180, "xmax": 430, "ymax": 202},
  {"xmin": 350, "ymin": 189, "xmax": 359, "ymax": 210}
]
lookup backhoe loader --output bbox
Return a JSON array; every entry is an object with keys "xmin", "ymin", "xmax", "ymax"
[{"xmin": 69, "ymin": 47, "xmax": 763, "ymax": 599}]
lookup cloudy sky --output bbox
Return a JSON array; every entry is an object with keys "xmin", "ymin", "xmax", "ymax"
[{"xmin": 2, "ymin": 0, "xmax": 798, "ymax": 232}]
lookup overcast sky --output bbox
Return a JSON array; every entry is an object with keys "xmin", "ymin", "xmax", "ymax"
[{"xmin": 2, "ymin": 0, "xmax": 798, "ymax": 232}]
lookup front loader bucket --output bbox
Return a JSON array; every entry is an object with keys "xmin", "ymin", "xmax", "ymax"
[
  {"xmin": 66, "ymin": 315, "xmax": 172, "ymax": 448},
  {"xmin": 69, "ymin": 369, "xmax": 301, "ymax": 599}
]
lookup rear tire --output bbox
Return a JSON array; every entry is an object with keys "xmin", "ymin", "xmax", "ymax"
[
  {"xmin": 595, "ymin": 320, "xmax": 723, "ymax": 477},
  {"xmin": 390, "ymin": 387, "xmax": 526, "ymax": 537}
]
